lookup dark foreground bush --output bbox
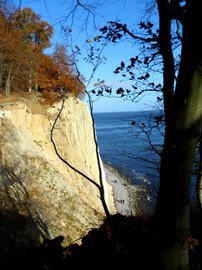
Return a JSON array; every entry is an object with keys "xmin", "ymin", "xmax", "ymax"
[{"xmin": 2, "ymin": 213, "xmax": 202, "ymax": 270}]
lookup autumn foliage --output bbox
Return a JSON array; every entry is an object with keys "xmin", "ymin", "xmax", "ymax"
[{"xmin": 0, "ymin": 8, "xmax": 84, "ymax": 97}]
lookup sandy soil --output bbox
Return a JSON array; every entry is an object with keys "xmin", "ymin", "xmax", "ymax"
[{"xmin": 104, "ymin": 163, "xmax": 133, "ymax": 216}]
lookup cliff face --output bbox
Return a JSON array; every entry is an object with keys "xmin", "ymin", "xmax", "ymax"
[{"xmin": 0, "ymin": 93, "xmax": 115, "ymax": 253}]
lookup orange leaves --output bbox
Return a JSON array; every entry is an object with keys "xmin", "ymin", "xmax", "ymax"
[
  {"xmin": 13, "ymin": 7, "xmax": 53, "ymax": 50},
  {"xmin": 0, "ymin": 8, "xmax": 84, "ymax": 98},
  {"xmin": 38, "ymin": 45, "xmax": 84, "ymax": 96},
  {"xmin": 0, "ymin": 13, "xmax": 34, "ymax": 94}
]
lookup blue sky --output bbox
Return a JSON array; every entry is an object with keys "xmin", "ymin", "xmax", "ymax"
[{"xmin": 12, "ymin": 0, "xmax": 160, "ymax": 112}]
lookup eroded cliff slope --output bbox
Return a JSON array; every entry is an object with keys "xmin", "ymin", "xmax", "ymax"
[{"xmin": 0, "ymin": 93, "xmax": 115, "ymax": 254}]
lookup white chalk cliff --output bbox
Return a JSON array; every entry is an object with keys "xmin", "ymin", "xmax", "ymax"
[{"xmin": 0, "ymin": 93, "xmax": 115, "ymax": 249}]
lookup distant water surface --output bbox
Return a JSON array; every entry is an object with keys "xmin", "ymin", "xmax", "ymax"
[
  {"xmin": 93, "ymin": 110, "xmax": 198, "ymax": 208},
  {"xmin": 93, "ymin": 110, "xmax": 164, "ymax": 190}
]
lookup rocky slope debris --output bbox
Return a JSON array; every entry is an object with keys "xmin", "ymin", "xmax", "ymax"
[{"xmin": 0, "ymin": 93, "xmax": 115, "ymax": 261}]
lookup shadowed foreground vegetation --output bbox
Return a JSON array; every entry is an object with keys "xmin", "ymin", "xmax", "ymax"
[{"xmin": 1, "ymin": 212, "xmax": 201, "ymax": 270}]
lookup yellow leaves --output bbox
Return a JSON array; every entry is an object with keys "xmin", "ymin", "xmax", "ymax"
[
  {"xmin": 0, "ymin": 10, "xmax": 84, "ymax": 97},
  {"xmin": 13, "ymin": 7, "xmax": 53, "ymax": 50}
]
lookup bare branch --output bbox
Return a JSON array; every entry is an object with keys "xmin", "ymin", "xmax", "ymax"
[{"xmin": 59, "ymin": 0, "xmax": 98, "ymax": 34}]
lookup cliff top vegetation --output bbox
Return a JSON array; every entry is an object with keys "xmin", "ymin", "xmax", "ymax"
[
  {"xmin": 0, "ymin": 8, "xmax": 85, "ymax": 97},
  {"xmin": 0, "ymin": 91, "xmax": 73, "ymax": 114}
]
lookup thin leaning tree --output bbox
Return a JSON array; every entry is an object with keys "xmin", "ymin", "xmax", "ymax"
[{"xmin": 50, "ymin": 27, "xmax": 111, "ymax": 218}]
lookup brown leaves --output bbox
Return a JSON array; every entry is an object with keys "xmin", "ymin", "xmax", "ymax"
[
  {"xmin": 13, "ymin": 7, "xmax": 53, "ymax": 50},
  {"xmin": 0, "ymin": 10, "xmax": 84, "ymax": 97}
]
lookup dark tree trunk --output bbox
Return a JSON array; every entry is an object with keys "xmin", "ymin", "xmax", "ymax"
[
  {"xmin": 154, "ymin": 0, "xmax": 202, "ymax": 269},
  {"xmin": 156, "ymin": 0, "xmax": 175, "ymax": 131}
]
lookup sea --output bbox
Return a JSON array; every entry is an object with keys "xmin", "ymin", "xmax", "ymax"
[
  {"xmin": 93, "ymin": 110, "xmax": 164, "ymax": 201},
  {"xmin": 93, "ymin": 110, "xmax": 198, "ymax": 208}
]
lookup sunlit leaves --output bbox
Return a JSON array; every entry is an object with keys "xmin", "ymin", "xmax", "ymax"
[
  {"xmin": 13, "ymin": 8, "xmax": 53, "ymax": 50},
  {"xmin": 0, "ymin": 9, "xmax": 84, "ymax": 97},
  {"xmin": 0, "ymin": 12, "xmax": 39, "ymax": 94},
  {"xmin": 38, "ymin": 45, "xmax": 84, "ymax": 96}
]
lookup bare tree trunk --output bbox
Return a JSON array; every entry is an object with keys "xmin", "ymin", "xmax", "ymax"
[
  {"xmin": 154, "ymin": 1, "xmax": 202, "ymax": 269},
  {"xmin": 156, "ymin": 0, "xmax": 175, "ymax": 132},
  {"xmin": 28, "ymin": 60, "xmax": 34, "ymax": 92},
  {"xmin": 28, "ymin": 74, "xmax": 32, "ymax": 92},
  {"xmin": 4, "ymin": 64, "xmax": 12, "ymax": 96}
]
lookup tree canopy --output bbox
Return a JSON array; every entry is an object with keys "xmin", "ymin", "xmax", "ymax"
[{"xmin": 0, "ymin": 8, "xmax": 84, "ymax": 97}]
